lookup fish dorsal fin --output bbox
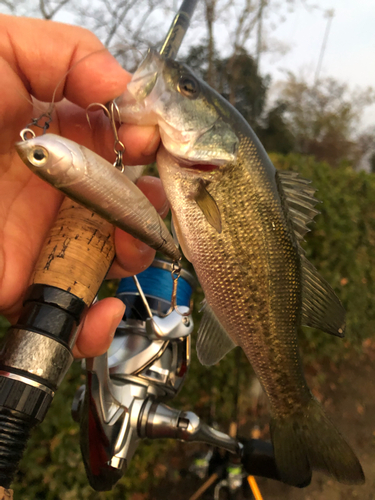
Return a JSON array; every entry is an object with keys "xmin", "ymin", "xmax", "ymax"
[
  {"xmin": 301, "ymin": 255, "xmax": 346, "ymax": 337},
  {"xmin": 276, "ymin": 171, "xmax": 320, "ymax": 242},
  {"xmin": 196, "ymin": 301, "xmax": 236, "ymax": 365},
  {"xmin": 194, "ymin": 180, "xmax": 222, "ymax": 233},
  {"xmin": 276, "ymin": 171, "xmax": 345, "ymax": 337}
]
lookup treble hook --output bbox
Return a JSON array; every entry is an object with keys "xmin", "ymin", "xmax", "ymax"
[{"xmin": 86, "ymin": 101, "xmax": 126, "ymax": 172}]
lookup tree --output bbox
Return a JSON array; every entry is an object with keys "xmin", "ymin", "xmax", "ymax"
[
  {"xmin": 257, "ymin": 102, "xmax": 295, "ymax": 154},
  {"xmin": 0, "ymin": 0, "xmax": 303, "ymax": 73},
  {"xmin": 273, "ymin": 73, "xmax": 375, "ymax": 167},
  {"xmin": 183, "ymin": 44, "xmax": 297, "ymax": 154},
  {"xmin": 75, "ymin": 0, "xmax": 173, "ymax": 69}
]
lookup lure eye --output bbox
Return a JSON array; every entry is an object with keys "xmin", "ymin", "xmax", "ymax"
[
  {"xmin": 28, "ymin": 146, "xmax": 49, "ymax": 166},
  {"xmin": 178, "ymin": 75, "xmax": 199, "ymax": 98}
]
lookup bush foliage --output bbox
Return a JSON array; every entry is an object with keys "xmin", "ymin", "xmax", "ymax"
[{"xmin": 2, "ymin": 153, "xmax": 375, "ymax": 497}]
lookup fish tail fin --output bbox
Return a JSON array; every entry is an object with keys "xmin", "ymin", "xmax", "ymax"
[{"xmin": 270, "ymin": 398, "xmax": 365, "ymax": 487}]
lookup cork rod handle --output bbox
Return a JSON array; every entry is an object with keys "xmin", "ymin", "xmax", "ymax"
[{"xmin": 33, "ymin": 198, "xmax": 115, "ymax": 305}]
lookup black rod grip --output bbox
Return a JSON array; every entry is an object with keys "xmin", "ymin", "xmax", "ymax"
[{"xmin": 240, "ymin": 439, "xmax": 310, "ymax": 488}]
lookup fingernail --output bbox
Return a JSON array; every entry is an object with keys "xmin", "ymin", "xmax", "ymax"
[{"xmin": 142, "ymin": 127, "xmax": 160, "ymax": 156}]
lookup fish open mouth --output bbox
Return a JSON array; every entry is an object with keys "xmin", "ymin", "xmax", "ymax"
[
  {"xmin": 158, "ymin": 118, "xmax": 229, "ymax": 172},
  {"xmin": 159, "ymin": 146, "xmax": 222, "ymax": 173}
]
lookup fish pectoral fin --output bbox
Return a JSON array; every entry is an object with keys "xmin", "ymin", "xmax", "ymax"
[
  {"xmin": 194, "ymin": 181, "xmax": 222, "ymax": 233},
  {"xmin": 196, "ymin": 301, "xmax": 236, "ymax": 365},
  {"xmin": 301, "ymin": 255, "xmax": 346, "ymax": 337}
]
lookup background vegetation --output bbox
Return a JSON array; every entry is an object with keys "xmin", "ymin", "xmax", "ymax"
[{"xmin": 1, "ymin": 0, "xmax": 375, "ymax": 498}]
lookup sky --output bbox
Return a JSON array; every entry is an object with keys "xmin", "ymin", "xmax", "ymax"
[
  {"xmin": 2, "ymin": 0, "xmax": 374, "ymax": 125},
  {"xmin": 5, "ymin": 0, "xmax": 374, "ymax": 93},
  {"xmin": 258, "ymin": 0, "xmax": 375, "ymax": 126},
  {"xmin": 261, "ymin": 0, "xmax": 375, "ymax": 85}
]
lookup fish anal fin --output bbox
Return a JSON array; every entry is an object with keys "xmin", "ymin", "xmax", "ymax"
[
  {"xmin": 197, "ymin": 301, "xmax": 236, "ymax": 365},
  {"xmin": 301, "ymin": 255, "xmax": 346, "ymax": 337},
  {"xmin": 194, "ymin": 180, "xmax": 222, "ymax": 233}
]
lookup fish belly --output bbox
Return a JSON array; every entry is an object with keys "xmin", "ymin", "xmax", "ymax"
[{"xmin": 159, "ymin": 153, "xmax": 310, "ymax": 417}]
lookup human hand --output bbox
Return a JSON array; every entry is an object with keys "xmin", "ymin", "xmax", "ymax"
[{"xmin": 0, "ymin": 15, "xmax": 166, "ymax": 357}]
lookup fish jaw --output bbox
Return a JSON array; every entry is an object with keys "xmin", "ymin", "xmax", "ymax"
[{"xmin": 15, "ymin": 135, "xmax": 86, "ymax": 186}]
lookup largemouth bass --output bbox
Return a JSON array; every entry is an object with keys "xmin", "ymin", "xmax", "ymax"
[
  {"xmin": 116, "ymin": 50, "xmax": 364, "ymax": 486},
  {"xmin": 15, "ymin": 134, "xmax": 180, "ymax": 261}
]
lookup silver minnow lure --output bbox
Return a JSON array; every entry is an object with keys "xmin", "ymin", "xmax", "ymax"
[{"xmin": 15, "ymin": 134, "xmax": 180, "ymax": 261}]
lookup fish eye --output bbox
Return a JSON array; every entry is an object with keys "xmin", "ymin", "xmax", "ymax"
[
  {"xmin": 177, "ymin": 75, "xmax": 199, "ymax": 98},
  {"xmin": 28, "ymin": 146, "xmax": 49, "ymax": 166}
]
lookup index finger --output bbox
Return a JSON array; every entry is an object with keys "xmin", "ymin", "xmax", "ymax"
[
  {"xmin": 1, "ymin": 15, "xmax": 130, "ymax": 104},
  {"xmin": 0, "ymin": 15, "xmax": 130, "ymax": 150}
]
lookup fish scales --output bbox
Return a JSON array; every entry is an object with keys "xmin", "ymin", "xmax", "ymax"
[
  {"xmin": 159, "ymin": 135, "xmax": 310, "ymax": 414},
  {"xmin": 116, "ymin": 49, "xmax": 364, "ymax": 486}
]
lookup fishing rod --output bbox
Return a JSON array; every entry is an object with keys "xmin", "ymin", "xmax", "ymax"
[
  {"xmin": 0, "ymin": 0, "xmax": 199, "ymax": 493},
  {"xmin": 160, "ymin": 0, "xmax": 199, "ymax": 59}
]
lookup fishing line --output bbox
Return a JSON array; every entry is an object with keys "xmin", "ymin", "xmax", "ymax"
[
  {"xmin": 50, "ymin": 47, "xmax": 110, "ymax": 111},
  {"xmin": 117, "ymin": 265, "xmax": 192, "ymax": 307},
  {"xmin": 109, "ymin": 40, "xmax": 146, "ymax": 68},
  {"xmin": 16, "ymin": 47, "xmax": 112, "ymax": 131}
]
